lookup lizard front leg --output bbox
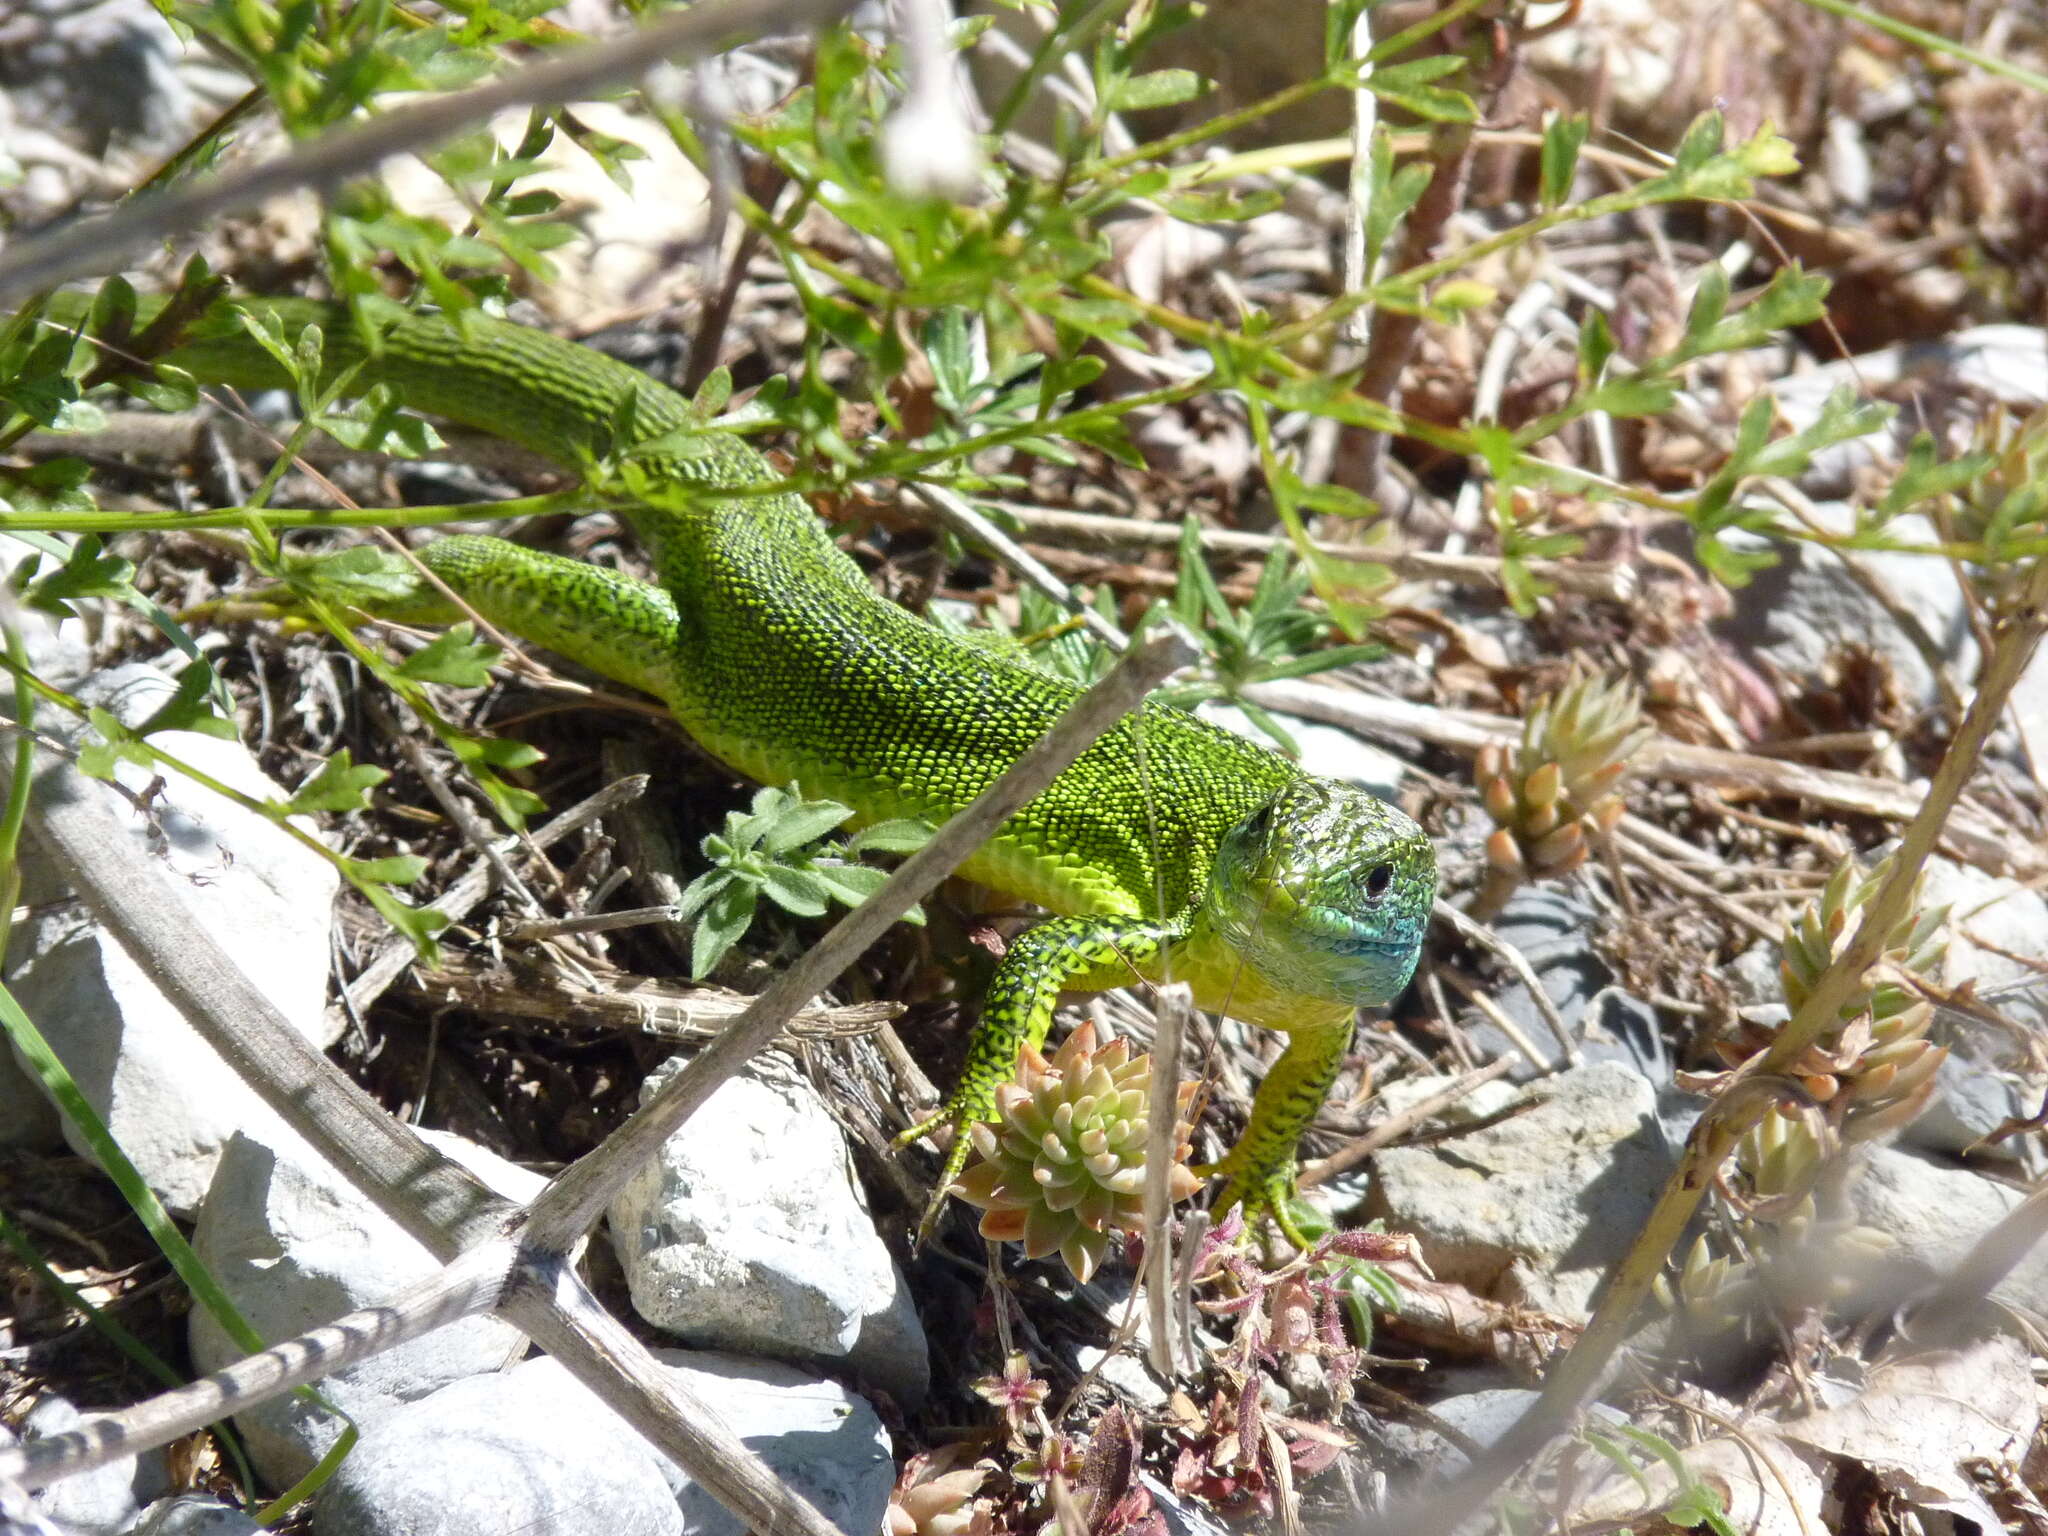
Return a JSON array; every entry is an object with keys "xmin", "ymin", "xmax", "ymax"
[
  {"xmin": 895, "ymin": 914, "xmax": 1175, "ymax": 1239},
  {"xmin": 1203, "ymin": 1011, "xmax": 1355, "ymax": 1249}
]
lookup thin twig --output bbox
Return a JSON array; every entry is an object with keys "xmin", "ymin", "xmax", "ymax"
[
  {"xmin": 1141, "ymin": 982, "xmax": 1193, "ymax": 1378},
  {"xmin": 1433, "ymin": 897, "xmax": 1580, "ymax": 1068},
  {"xmin": 1299, "ymin": 1055, "xmax": 1518, "ymax": 1188},
  {"xmin": 983, "ymin": 500, "xmax": 1633, "ymax": 600},
  {"xmin": 0, "ymin": 0, "xmax": 863, "ymax": 304},
  {"xmin": 401, "ymin": 951, "xmax": 897, "ymax": 1042},
  {"xmin": 910, "ymin": 484, "xmax": 1130, "ymax": 650},
  {"xmin": 334, "ymin": 773, "xmax": 650, "ymax": 1027}
]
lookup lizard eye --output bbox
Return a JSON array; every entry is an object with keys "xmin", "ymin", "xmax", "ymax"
[{"xmin": 1364, "ymin": 863, "xmax": 1394, "ymax": 900}]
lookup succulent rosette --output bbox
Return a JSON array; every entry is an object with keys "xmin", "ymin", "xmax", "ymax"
[{"xmin": 952, "ymin": 1022, "xmax": 1202, "ymax": 1281}]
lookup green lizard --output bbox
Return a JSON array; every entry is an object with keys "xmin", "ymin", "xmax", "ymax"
[{"xmin": 47, "ymin": 294, "xmax": 1438, "ymax": 1242}]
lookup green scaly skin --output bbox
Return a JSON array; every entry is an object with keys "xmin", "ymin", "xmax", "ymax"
[{"xmin": 56, "ymin": 294, "xmax": 1439, "ymax": 1245}]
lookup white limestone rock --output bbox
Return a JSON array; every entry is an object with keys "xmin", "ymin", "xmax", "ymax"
[
  {"xmin": 187, "ymin": 1128, "xmax": 540, "ymax": 1487},
  {"xmin": 5, "ymin": 663, "xmax": 341, "ymax": 1212},
  {"xmin": 607, "ymin": 1057, "xmax": 927, "ymax": 1406}
]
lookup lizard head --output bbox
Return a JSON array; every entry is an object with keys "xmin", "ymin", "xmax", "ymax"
[{"xmin": 1207, "ymin": 777, "xmax": 1436, "ymax": 1007}]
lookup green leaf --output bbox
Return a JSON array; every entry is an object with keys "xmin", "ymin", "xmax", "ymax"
[
  {"xmin": 846, "ymin": 818, "xmax": 934, "ymax": 856},
  {"xmin": 350, "ymin": 853, "xmax": 429, "ymax": 885},
  {"xmin": 1672, "ymin": 110, "xmax": 1726, "ymax": 177},
  {"xmin": 20, "ymin": 535, "xmax": 137, "ymax": 618},
  {"xmin": 1158, "ymin": 187, "xmax": 1284, "ymax": 224},
  {"xmin": 125, "ymin": 363, "xmax": 200, "ymax": 413},
  {"xmin": 815, "ymin": 862, "xmax": 924, "ymax": 923},
  {"xmin": 757, "ymin": 796, "xmax": 856, "ymax": 855},
  {"xmin": 0, "ymin": 457, "xmax": 96, "ymax": 517},
  {"xmin": 1104, "ymin": 68, "xmax": 1208, "ymax": 112},
  {"xmin": 397, "ymin": 622, "xmax": 502, "ymax": 687},
  {"xmin": 1364, "ymin": 56, "xmax": 1476, "ymax": 123},
  {"xmin": 1577, "ymin": 309, "xmax": 1615, "ymax": 382},
  {"xmin": 674, "ymin": 867, "xmax": 738, "ymax": 925},
  {"xmin": 1539, "ymin": 112, "xmax": 1589, "ymax": 209},
  {"xmin": 284, "ymin": 749, "xmax": 389, "ymax": 815},
  {"xmin": 1582, "ymin": 374, "xmax": 1677, "ymax": 419},
  {"xmin": 1880, "ymin": 433, "xmax": 1992, "ymax": 519},
  {"xmin": 295, "ymin": 544, "xmax": 427, "ymax": 604},
  {"xmin": 75, "ymin": 707, "xmax": 147, "ymax": 781},
  {"xmin": 690, "ymin": 879, "xmax": 758, "ymax": 978},
  {"xmin": 360, "ymin": 883, "xmax": 448, "ymax": 961},
  {"xmin": 690, "ymin": 366, "xmax": 733, "ymax": 422},
  {"xmin": 1682, "ymin": 264, "xmax": 1730, "ymax": 349},
  {"xmin": 134, "ymin": 660, "xmax": 238, "ymax": 741},
  {"xmin": 759, "ymin": 863, "xmax": 832, "ymax": 917}
]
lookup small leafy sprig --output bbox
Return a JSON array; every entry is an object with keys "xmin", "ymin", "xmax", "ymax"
[
  {"xmin": 676, "ymin": 785, "xmax": 931, "ymax": 979},
  {"xmin": 1152, "ymin": 518, "xmax": 1385, "ymax": 754}
]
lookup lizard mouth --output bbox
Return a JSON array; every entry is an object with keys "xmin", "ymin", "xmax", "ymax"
[{"xmin": 1303, "ymin": 906, "xmax": 1416, "ymax": 957}]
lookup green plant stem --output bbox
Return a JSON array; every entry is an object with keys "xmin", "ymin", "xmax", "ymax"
[
  {"xmin": 0, "ymin": 489, "xmax": 592, "ymax": 537},
  {"xmin": 0, "ymin": 627, "xmax": 34, "ymax": 957},
  {"xmin": 1789, "ymin": 0, "xmax": 2048, "ymax": 93}
]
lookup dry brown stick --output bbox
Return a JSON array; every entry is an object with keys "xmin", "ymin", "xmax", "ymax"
[
  {"xmin": 335, "ymin": 773, "xmax": 650, "ymax": 1027},
  {"xmin": 1615, "ymin": 827, "xmax": 1785, "ymax": 944},
  {"xmin": 1434, "ymin": 897, "xmax": 1579, "ymax": 1068},
  {"xmin": 1240, "ymin": 677, "xmax": 2037, "ymax": 878},
  {"xmin": 1299, "ymin": 1055, "xmax": 1518, "ymax": 1188},
  {"xmin": 984, "ymin": 501, "xmax": 1633, "ymax": 601},
  {"xmin": 401, "ymin": 951, "xmax": 898, "ymax": 1041},
  {"xmin": 0, "ymin": 0, "xmax": 863, "ymax": 304}
]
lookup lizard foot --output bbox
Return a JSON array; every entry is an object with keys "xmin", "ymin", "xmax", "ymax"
[
  {"xmin": 1199, "ymin": 1155, "xmax": 1319, "ymax": 1253},
  {"xmin": 893, "ymin": 1090, "xmax": 996, "ymax": 1247}
]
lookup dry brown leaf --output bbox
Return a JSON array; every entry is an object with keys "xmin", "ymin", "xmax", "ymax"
[
  {"xmin": 1776, "ymin": 1332, "xmax": 2038, "ymax": 1531},
  {"xmin": 1570, "ymin": 1430, "xmax": 1828, "ymax": 1536}
]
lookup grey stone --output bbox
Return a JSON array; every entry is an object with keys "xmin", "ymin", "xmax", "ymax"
[
  {"xmin": 188, "ymin": 1129, "xmax": 539, "ymax": 1487},
  {"xmin": 649, "ymin": 1352, "xmax": 893, "ymax": 1536},
  {"xmin": 0, "ymin": 0, "xmax": 194, "ymax": 155},
  {"xmin": 127, "ymin": 1497, "xmax": 263, "ymax": 1535},
  {"xmin": 1842, "ymin": 1146, "xmax": 2048, "ymax": 1317},
  {"xmin": 1907, "ymin": 859, "xmax": 2048, "ymax": 1168},
  {"xmin": 607, "ymin": 1058, "xmax": 927, "ymax": 1406},
  {"xmin": 1455, "ymin": 891, "xmax": 1667, "ymax": 1085},
  {"xmin": 1377, "ymin": 1388, "xmax": 1541, "ymax": 1477},
  {"xmin": 309, "ymin": 1358, "xmax": 681, "ymax": 1536},
  {"xmin": 17, "ymin": 1396, "xmax": 167, "ymax": 1536},
  {"xmin": 0, "ymin": 1456, "xmax": 70, "ymax": 1536},
  {"xmin": 1366, "ymin": 1061, "xmax": 1676, "ymax": 1319},
  {"xmin": 5, "ymin": 664, "xmax": 342, "ymax": 1213},
  {"xmin": 1716, "ymin": 506, "xmax": 1975, "ymax": 712},
  {"xmin": 308, "ymin": 1352, "xmax": 892, "ymax": 1536},
  {"xmin": 1723, "ymin": 942, "xmax": 1782, "ymax": 1009}
]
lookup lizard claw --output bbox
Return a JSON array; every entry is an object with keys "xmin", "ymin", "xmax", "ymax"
[{"xmin": 894, "ymin": 1091, "xmax": 994, "ymax": 1248}]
